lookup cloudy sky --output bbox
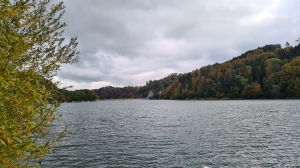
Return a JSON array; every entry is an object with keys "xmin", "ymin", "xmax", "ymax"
[{"xmin": 52, "ymin": 0, "xmax": 300, "ymax": 90}]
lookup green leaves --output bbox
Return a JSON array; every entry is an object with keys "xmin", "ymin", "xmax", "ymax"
[{"xmin": 0, "ymin": 0, "xmax": 78, "ymax": 167}]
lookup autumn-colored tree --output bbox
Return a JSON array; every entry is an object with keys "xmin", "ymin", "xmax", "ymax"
[
  {"xmin": 0, "ymin": 0, "xmax": 79, "ymax": 167},
  {"xmin": 253, "ymin": 49, "xmax": 264, "ymax": 55},
  {"xmin": 253, "ymin": 82, "xmax": 262, "ymax": 97},
  {"xmin": 265, "ymin": 58, "xmax": 282, "ymax": 76},
  {"xmin": 241, "ymin": 82, "xmax": 261, "ymax": 98}
]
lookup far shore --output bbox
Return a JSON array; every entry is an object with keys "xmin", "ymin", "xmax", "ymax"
[{"xmin": 61, "ymin": 97, "xmax": 300, "ymax": 103}]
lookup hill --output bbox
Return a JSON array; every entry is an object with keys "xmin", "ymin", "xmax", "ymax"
[{"xmin": 59, "ymin": 41, "xmax": 300, "ymax": 101}]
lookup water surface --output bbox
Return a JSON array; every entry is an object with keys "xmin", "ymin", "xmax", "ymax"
[{"xmin": 43, "ymin": 100, "xmax": 300, "ymax": 167}]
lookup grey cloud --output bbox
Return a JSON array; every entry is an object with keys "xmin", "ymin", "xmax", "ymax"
[{"xmin": 51, "ymin": 0, "xmax": 300, "ymax": 89}]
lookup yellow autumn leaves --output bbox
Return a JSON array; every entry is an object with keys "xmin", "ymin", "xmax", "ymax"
[{"xmin": 1, "ymin": 0, "xmax": 79, "ymax": 167}]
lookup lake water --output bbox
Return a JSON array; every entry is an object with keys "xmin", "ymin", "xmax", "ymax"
[{"xmin": 42, "ymin": 100, "xmax": 300, "ymax": 167}]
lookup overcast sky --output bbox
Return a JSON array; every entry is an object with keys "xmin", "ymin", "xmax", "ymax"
[{"xmin": 52, "ymin": 0, "xmax": 300, "ymax": 90}]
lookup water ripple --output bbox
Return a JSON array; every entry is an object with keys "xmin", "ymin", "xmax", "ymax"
[{"xmin": 43, "ymin": 100, "xmax": 300, "ymax": 167}]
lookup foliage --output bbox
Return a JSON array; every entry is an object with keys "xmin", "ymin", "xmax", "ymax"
[
  {"xmin": 58, "ymin": 89, "xmax": 99, "ymax": 102},
  {"xmin": 94, "ymin": 86, "xmax": 142, "ymax": 99},
  {"xmin": 0, "ymin": 0, "xmax": 79, "ymax": 167}
]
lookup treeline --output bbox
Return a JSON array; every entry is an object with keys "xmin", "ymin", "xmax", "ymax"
[
  {"xmin": 93, "ymin": 74, "xmax": 179, "ymax": 100},
  {"xmin": 57, "ymin": 89, "xmax": 99, "ymax": 102},
  {"xmin": 59, "ymin": 41, "xmax": 300, "ymax": 101},
  {"xmin": 95, "ymin": 86, "xmax": 144, "ymax": 99}
]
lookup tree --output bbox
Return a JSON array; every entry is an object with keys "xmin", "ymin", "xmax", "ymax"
[
  {"xmin": 285, "ymin": 42, "xmax": 290, "ymax": 48},
  {"xmin": 264, "ymin": 58, "xmax": 282, "ymax": 76},
  {"xmin": 241, "ymin": 82, "xmax": 261, "ymax": 98},
  {"xmin": 295, "ymin": 37, "xmax": 300, "ymax": 45},
  {"xmin": 0, "ymin": 0, "xmax": 79, "ymax": 167},
  {"xmin": 293, "ymin": 78, "xmax": 300, "ymax": 97},
  {"xmin": 271, "ymin": 85, "xmax": 281, "ymax": 98}
]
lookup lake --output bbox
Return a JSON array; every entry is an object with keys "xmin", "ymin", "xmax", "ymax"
[{"xmin": 42, "ymin": 100, "xmax": 300, "ymax": 167}]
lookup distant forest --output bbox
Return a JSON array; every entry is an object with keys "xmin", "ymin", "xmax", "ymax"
[{"xmin": 58, "ymin": 40, "xmax": 300, "ymax": 102}]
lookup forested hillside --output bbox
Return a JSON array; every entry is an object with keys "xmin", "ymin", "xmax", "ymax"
[
  {"xmin": 161, "ymin": 43, "xmax": 300, "ymax": 99},
  {"xmin": 60, "ymin": 41, "xmax": 300, "ymax": 101}
]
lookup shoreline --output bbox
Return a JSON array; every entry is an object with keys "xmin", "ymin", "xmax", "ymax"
[{"xmin": 61, "ymin": 97, "xmax": 300, "ymax": 103}]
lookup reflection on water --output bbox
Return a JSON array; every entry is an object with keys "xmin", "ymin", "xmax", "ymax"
[{"xmin": 43, "ymin": 100, "xmax": 300, "ymax": 167}]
